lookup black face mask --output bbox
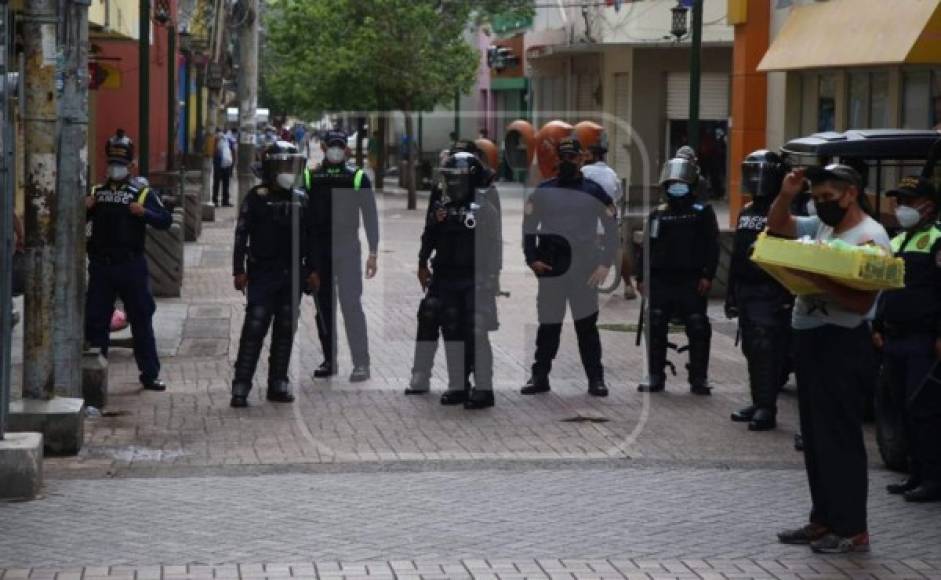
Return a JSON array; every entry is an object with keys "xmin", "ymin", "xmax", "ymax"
[
  {"xmin": 558, "ymin": 161, "xmax": 579, "ymax": 182},
  {"xmin": 815, "ymin": 198, "xmax": 848, "ymax": 227}
]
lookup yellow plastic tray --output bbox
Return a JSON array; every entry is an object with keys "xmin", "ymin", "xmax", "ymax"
[{"xmin": 750, "ymin": 232, "xmax": 905, "ymax": 296}]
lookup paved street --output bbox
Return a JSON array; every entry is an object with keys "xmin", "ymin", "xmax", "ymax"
[{"xmin": 4, "ymin": 186, "xmax": 940, "ymax": 576}]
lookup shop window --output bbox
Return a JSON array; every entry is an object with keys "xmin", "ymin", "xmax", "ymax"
[
  {"xmin": 903, "ymin": 69, "xmax": 941, "ymax": 129},
  {"xmin": 818, "ymin": 74, "xmax": 836, "ymax": 132},
  {"xmin": 847, "ymin": 71, "xmax": 889, "ymax": 129}
]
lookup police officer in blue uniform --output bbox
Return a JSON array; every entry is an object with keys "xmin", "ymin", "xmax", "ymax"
[
  {"xmin": 726, "ymin": 150, "xmax": 793, "ymax": 430},
  {"xmin": 231, "ymin": 141, "xmax": 313, "ymax": 408},
  {"xmin": 304, "ymin": 130, "xmax": 379, "ymax": 383},
  {"xmin": 636, "ymin": 154, "xmax": 720, "ymax": 395},
  {"xmin": 406, "ymin": 140, "xmax": 500, "ymax": 393},
  {"xmin": 874, "ymin": 176, "xmax": 941, "ymax": 502},
  {"xmin": 85, "ymin": 134, "xmax": 172, "ymax": 391},
  {"xmin": 406, "ymin": 152, "xmax": 502, "ymax": 408},
  {"xmin": 522, "ymin": 137, "xmax": 618, "ymax": 397}
]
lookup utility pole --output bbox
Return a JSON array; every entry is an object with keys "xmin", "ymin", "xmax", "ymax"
[
  {"xmin": 21, "ymin": 0, "xmax": 58, "ymax": 400},
  {"xmin": 202, "ymin": 0, "xmax": 226, "ymax": 215},
  {"xmin": 1, "ymin": 0, "xmax": 14, "ymax": 437},
  {"xmin": 139, "ymin": 0, "xmax": 150, "ymax": 176},
  {"xmin": 687, "ymin": 0, "xmax": 703, "ymax": 152},
  {"xmin": 53, "ymin": 0, "xmax": 90, "ymax": 397},
  {"xmin": 236, "ymin": 0, "xmax": 259, "ymax": 205}
]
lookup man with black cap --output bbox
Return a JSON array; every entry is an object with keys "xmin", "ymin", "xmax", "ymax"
[
  {"xmin": 522, "ymin": 137, "xmax": 618, "ymax": 397},
  {"xmin": 768, "ymin": 164, "xmax": 891, "ymax": 553},
  {"xmin": 874, "ymin": 175, "xmax": 941, "ymax": 503},
  {"xmin": 304, "ymin": 129, "xmax": 379, "ymax": 383},
  {"xmin": 85, "ymin": 131, "xmax": 171, "ymax": 392}
]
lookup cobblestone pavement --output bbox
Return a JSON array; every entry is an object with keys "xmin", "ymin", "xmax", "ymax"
[
  {"xmin": 2, "ymin": 466, "xmax": 940, "ymax": 568},
  {"xmin": 5, "ymin": 186, "xmax": 939, "ymax": 577}
]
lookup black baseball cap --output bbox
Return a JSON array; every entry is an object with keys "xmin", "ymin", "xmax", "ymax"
[
  {"xmin": 324, "ymin": 130, "xmax": 347, "ymax": 147},
  {"xmin": 887, "ymin": 175, "xmax": 937, "ymax": 200},
  {"xmin": 557, "ymin": 137, "xmax": 582, "ymax": 156},
  {"xmin": 806, "ymin": 163, "xmax": 863, "ymax": 189}
]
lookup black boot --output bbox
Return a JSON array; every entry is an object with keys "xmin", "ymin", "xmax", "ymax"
[
  {"xmin": 731, "ymin": 405, "xmax": 757, "ymax": 422},
  {"xmin": 638, "ymin": 375, "xmax": 666, "ymax": 393},
  {"xmin": 349, "ymin": 365, "xmax": 371, "ymax": 382},
  {"xmin": 231, "ymin": 381, "xmax": 251, "ymax": 408},
  {"xmin": 266, "ymin": 379, "xmax": 295, "ymax": 403},
  {"xmin": 231, "ymin": 304, "xmax": 272, "ymax": 408},
  {"xmin": 887, "ymin": 477, "xmax": 921, "ymax": 495},
  {"xmin": 641, "ymin": 307, "xmax": 669, "ymax": 393},
  {"xmin": 588, "ymin": 377, "xmax": 609, "ymax": 397},
  {"xmin": 748, "ymin": 408, "xmax": 777, "ymax": 431},
  {"xmin": 404, "ymin": 371, "xmax": 431, "ymax": 395},
  {"xmin": 464, "ymin": 388, "xmax": 494, "ymax": 410},
  {"xmin": 267, "ymin": 301, "xmax": 297, "ymax": 403},
  {"xmin": 686, "ymin": 313, "xmax": 712, "ymax": 396},
  {"xmin": 313, "ymin": 360, "xmax": 336, "ymax": 378},
  {"xmin": 904, "ymin": 481, "xmax": 941, "ymax": 502},
  {"xmin": 521, "ymin": 373, "xmax": 551, "ymax": 394},
  {"xmin": 440, "ymin": 388, "xmax": 468, "ymax": 406},
  {"xmin": 141, "ymin": 376, "xmax": 167, "ymax": 392}
]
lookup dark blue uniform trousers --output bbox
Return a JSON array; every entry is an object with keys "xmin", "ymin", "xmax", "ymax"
[{"xmin": 85, "ymin": 254, "xmax": 160, "ymax": 381}]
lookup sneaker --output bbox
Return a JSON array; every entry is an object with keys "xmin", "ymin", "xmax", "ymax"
[
  {"xmin": 313, "ymin": 361, "xmax": 337, "ymax": 378},
  {"xmin": 810, "ymin": 532, "xmax": 870, "ymax": 554},
  {"xmin": 777, "ymin": 523, "xmax": 830, "ymax": 545}
]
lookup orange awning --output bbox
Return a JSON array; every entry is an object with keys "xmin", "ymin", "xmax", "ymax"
[{"xmin": 758, "ymin": 0, "xmax": 941, "ymax": 72}]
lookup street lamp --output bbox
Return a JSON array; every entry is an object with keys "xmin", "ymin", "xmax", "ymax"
[{"xmin": 670, "ymin": 2, "xmax": 689, "ymax": 42}]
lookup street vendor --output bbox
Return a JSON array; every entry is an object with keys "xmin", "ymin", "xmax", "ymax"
[{"xmin": 766, "ymin": 164, "xmax": 891, "ymax": 554}]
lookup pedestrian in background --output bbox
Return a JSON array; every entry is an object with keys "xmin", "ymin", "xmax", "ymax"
[
  {"xmin": 874, "ymin": 176, "xmax": 941, "ymax": 503},
  {"xmin": 212, "ymin": 128, "xmax": 235, "ymax": 207},
  {"xmin": 768, "ymin": 164, "xmax": 890, "ymax": 553}
]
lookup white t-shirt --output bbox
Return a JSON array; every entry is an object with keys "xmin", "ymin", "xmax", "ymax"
[
  {"xmin": 582, "ymin": 161, "xmax": 621, "ymax": 235},
  {"xmin": 581, "ymin": 161, "xmax": 622, "ymax": 204},
  {"xmin": 791, "ymin": 214, "xmax": 892, "ymax": 330}
]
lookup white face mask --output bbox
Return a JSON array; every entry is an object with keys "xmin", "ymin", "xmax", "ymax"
[
  {"xmin": 107, "ymin": 164, "xmax": 129, "ymax": 181},
  {"xmin": 806, "ymin": 199, "xmax": 816, "ymax": 216},
  {"xmin": 895, "ymin": 204, "xmax": 924, "ymax": 229},
  {"xmin": 325, "ymin": 146, "xmax": 346, "ymax": 164},
  {"xmin": 276, "ymin": 173, "xmax": 296, "ymax": 190}
]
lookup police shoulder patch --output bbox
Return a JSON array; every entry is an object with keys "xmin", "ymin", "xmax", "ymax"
[
  {"xmin": 256, "ymin": 186, "xmax": 269, "ymax": 197},
  {"xmin": 692, "ymin": 203, "xmax": 704, "ymax": 211},
  {"xmin": 917, "ymin": 234, "xmax": 930, "ymax": 250}
]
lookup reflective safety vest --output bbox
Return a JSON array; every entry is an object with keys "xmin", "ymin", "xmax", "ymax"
[
  {"xmin": 304, "ymin": 166, "xmax": 365, "ymax": 191},
  {"xmin": 882, "ymin": 223, "xmax": 941, "ymax": 330}
]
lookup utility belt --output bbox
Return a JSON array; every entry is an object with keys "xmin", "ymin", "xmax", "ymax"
[{"xmin": 89, "ymin": 250, "xmax": 142, "ymax": 265}]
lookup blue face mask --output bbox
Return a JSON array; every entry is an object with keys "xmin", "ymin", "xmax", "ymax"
[{"xmin": 666, "ymin": 182, "xmax": 690, "ymax": 197}]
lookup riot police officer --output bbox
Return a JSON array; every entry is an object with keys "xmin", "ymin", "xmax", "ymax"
[
  {"xmin": 636, "ymin": 154, "xmax": 720, "ymax": 395},
  {"xmin": 522, "ymin": 137, "xmax": 618, "ymax": 397},
  {"xmin": 85, "ymin": 135, "xmax": 171, "ymax": 391},
  {"xmin": 305, "ymin": 130, "xmax": 379, "ymax": 383},
  {"xmin": 407, "ymin": 152, "xmax": 502, "ymax": 408},
  {"xmin": 726, "ymin": 150, "xmax": 793, "ymax": 430},
  {"xmin": 230, "ymin": 141, "xmax": 312, "ymax": 408},
  {"xmin": 406, "ymin": 141, "xmax": 500, "ymax": 393},
  {"xmin": 874, "ymin": 176, "xmax": 941, "ymax": 502}
]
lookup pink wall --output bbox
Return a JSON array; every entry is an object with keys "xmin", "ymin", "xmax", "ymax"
[{"xmin": 93, "ymin": 20, "xmax": 176, "ymax": 182}]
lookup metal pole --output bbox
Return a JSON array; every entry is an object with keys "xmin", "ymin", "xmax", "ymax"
[
  {"xmin": 687, "ymin": 0, "xmax": 703, "ymax": 152},
  {"xmin": 236, "ymin": 0, "xmax": 259, "ymax": 205},
  {"xmin": 53, "ymin": 0, "xmax": 90, "ymax": 398},
  {"xmin": 182, "ymin": 54, "xmax": 190, "ymax": 156},
  {"xmin": 139, "ymin": 0, "xmax": 150, "ymax": 176},
  {"xmin": 22, "ymin": 0, "xmax": 58, "ymax": 401},
  {"xmin": 201, "ymin": 0, "xmax": 225, "ymax": 210},
  {"xmin": 0, "ymin": 0, "xmax": 12, "ymax": 437}
]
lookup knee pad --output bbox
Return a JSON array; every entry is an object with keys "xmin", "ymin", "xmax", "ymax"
[
  {"xmin": 686, "ymin": 313, "xmax": 711, "ymax": 340},
  {"xmin": 440, "ymin": 306, "xmax": 462, "ymax": 336},
  {"xmin": 418, "ymin": 296, "xmax": 441, "ymax": 323},
  {"xmin": 244, "ymin": 305, "xmax": 271, "ymax": 337}
]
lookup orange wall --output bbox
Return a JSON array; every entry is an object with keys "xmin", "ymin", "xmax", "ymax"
[
  {"xmin": 93, "ymin": 24, "xmax": 176, "ymax": 182},
  {"xmin": 729, "ymin": 0, "xmax": 770, "ymax": 225}
]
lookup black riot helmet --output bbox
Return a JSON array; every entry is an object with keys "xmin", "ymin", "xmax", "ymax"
[
  {"xmin": 741, "ymin": 149, "xmax": 788, "ymax": 199},
  {"xmin": 439, "ymin": 151, "xmax": 485, "ymax": 203},
  {"xmin": 262, "ymin": 140, "xmax": 306, "ymax": 190}
]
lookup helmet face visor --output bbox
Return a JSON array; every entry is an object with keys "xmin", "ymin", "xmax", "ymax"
[
  {"xmin": 659, "ymin": 158, "xmax": 697, "ymax": 186},
  {"xmin": 441, "ymin": 168, "xmax": 472, "ymax": 202},
  {"xmin": 741, "ymin": 162, "xmax": 766, "ymax": 196}
]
